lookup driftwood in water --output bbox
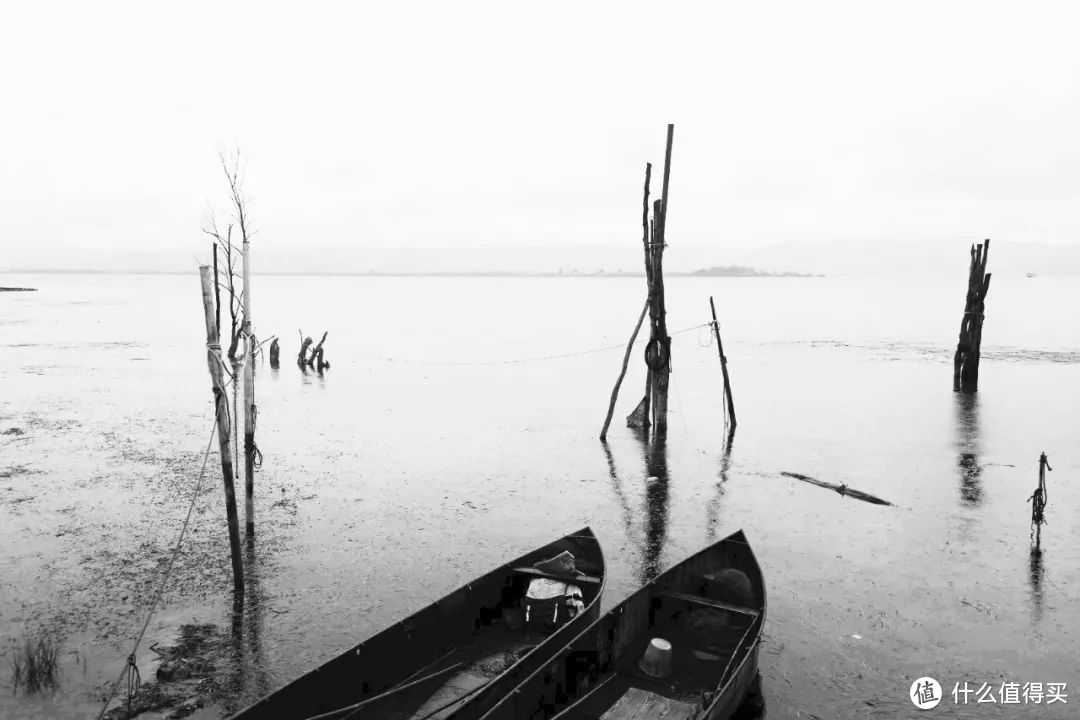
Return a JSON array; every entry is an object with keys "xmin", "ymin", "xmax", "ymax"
[
  {"xmin": 298, "ymin": 333, "xmax": 313, "ymax": 365},
  {"xmin": 600, "ymin": 300, "xmax": 649, "ymax": 441},
  {"xmin": 198, "ymin": 266, "xmax": 244, "ymax": 594},
  {"xmin": 709, "ymin": 296, "xmax": 737, "ymax": 430},
  {"xmin": 269, "ymin": 338, "xmax": 280, "ymax": 368},
  {"xmin": 297, "ymin": 330, "xmax": 330, "ymax": 370},
  {"xmin": 779, "ymin": 471, "xmax": 893, "ymax": 506},
  {"xmin": 953, "ymin": 239, "xmax": 991, "ymax": 392}
]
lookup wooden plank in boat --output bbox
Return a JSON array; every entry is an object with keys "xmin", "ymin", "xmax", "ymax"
[
  {"xmin": 598, "ymin": 686, "xmax": 698, "ymax": 720},
  {"xmin": 512, "ymin": 567, "xmax": 602, "ymax": 584},
  {"xmin": 406, "ymin": 670, "xmax": 490, "ymax": 720},
  {"xmin": 658, "ymin": 590, "xmax": 759, "ymax": 618}
]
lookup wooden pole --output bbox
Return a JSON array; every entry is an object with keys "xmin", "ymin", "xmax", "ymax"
[
  {"xmin": 650, "ymin": 125, "xmax": 675, "ymax": 433},
  {"xmin": 954, "ymin": 239, "xmax": 991, "ymax": 392},
  {"xmin": 600, "ymin": 300, "xmax": 649, "ymax": 441},
  {"xmin": 640, "ymin": 164, "xmax": 653, "ymax": 429},
  {"xmin": 709, "ymin": 296, "xmax": 737, "ymax": 429},
  {"xmin": 213, "ymin": 243, "xmax": 221, "ymax": 338},
  {"xmin": 199, "ymin": 265, "xmax": 244, "ymax": 595},
  {"xmin": 1032, "ymin": 452, "xmax": 1051, "ymax": 549},
  {"xmin": 241, "ymin": 239, "xmax": 255, "ymax": 536}
]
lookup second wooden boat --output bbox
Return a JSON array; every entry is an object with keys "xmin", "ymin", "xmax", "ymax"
[
  {"xmin": 230, "ymin": 527, "xmax": 605, "ymax": 720},
  {"xmin": 478, "ymin": 530, "xmax": 765, "ymax": 720}
]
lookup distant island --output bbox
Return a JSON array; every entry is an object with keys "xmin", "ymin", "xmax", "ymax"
[
  {"xmin": 680, "ymin": 265, "xmax": 824, "ymax": 278},
  {"xmin": 0, "ymin": 287, "xmax": 37, "ymax": 291}
]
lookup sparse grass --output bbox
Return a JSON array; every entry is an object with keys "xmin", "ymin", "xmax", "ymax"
[{"xmin": 10, "ymin": 629, "xmax": 62, "ymax": 694}]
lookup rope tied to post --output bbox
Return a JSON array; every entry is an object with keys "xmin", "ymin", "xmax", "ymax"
[
  {"xmin": 644, "ymin": 337, "xmax": 671, "ymax": 371},
  {"xmin": 1028, "ymin": 454, "xmax": 1052, "ymax": 542},
  {"xmin": 124, "ymin": 654, "xmax": 141, "ymax": 717}
]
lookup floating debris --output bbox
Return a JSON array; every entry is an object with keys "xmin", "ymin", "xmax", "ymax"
[{"xmin": 779, "ymin": 472, "xmax": 894, "ymax": 506}]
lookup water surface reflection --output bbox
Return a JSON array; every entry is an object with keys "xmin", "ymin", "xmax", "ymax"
[{"xmin": 953, "ymin": 393, "xmax": 983, "ymax": 507}]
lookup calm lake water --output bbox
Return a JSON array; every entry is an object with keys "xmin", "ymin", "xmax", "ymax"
[{"xmin": 2, "ymin": 272, "xmax": 1078, "ymax": 719}]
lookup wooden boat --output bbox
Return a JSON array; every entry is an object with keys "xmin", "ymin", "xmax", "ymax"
[
  {"xmin": 477, "ymin": 530, "xmax": 765, "ymax": 720},
  {"xmin": 230, "ymin": 528, "xmax": 605, "ymax": 720}
]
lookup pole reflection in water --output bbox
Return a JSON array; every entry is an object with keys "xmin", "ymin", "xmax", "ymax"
[
  {"xmin": 953, "ymin": 392, "xmax": 983, "ymax": 506},
  {"xmin": 601, "ymin": 440, "xmax": 638, "ymax": 550},
  {"xmin": 1029, "ymin": 547, "xmax": 1045, "ymax": 624},
  {"xmin": 641, "ymin": 430, "xmax": 670, "ymax": 584},
  {"xmin": 706, "ymin": 428, "xmax": 736, "ymax": 542},
  {"xmin": 223, "ymin": 537, "xmax": 271, "ymax": 715}
]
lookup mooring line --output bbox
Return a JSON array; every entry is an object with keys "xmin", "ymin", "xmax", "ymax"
[
  {"xmin": 96, "ymin": 420, "xmax": 218, "ymax": 720},
  {"xmin": 358, "ymin": 322, "xmax": 714, "ymax": 367}
]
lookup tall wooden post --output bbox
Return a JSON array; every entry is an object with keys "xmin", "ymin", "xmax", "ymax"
[
  {"xmin": 199, "ymin": 266, "xmax": 244, "ymax": 594},
  {"xmin": 953, "ymin": 239, "xmax": 991, "ymax": 392},
  {"xmin": 241, "ymin": 239, "xmax": 255, "ymax": 536},
  {"xmin": 709, "ymin": 296, "xmax": 737, "ymax": 429},
  {"xmin": 647, "ymin": 124, "xmax": 675, "ymax": 434}
]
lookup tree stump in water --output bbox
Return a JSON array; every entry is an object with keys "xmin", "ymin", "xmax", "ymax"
[
  {"xmin": 298, "ymin": 336, "xmax": 313, "ymax": 365},
  {"xmin": 269, "ymin": 338, "xmax": 280, "ymax": 368}
]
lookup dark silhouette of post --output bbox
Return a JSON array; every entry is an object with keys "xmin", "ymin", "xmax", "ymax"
[
  {"xmin": 241, "ymin": 237, "xmax": 255, "ymax": 536},
  {"xmin": 1029, "ymin": 452, "xmax": 1051, "ymax": 549},
  {"xmin": 648, "ymin": 125, "xmax": 675, "ymax": 433},
  {"xmin": 953, "ymin": 239, "xmax": 991, "ymax": 392},
  {"xmin": 199, "ymin": 266, "xmax": 244, "ymax": 595}
]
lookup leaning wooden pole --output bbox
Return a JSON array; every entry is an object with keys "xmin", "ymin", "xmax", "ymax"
[
  {"xmin": 241, "ymin": 238, "xmax": 255, "ymax": 536},
  {"xmin": 953, "ymin": 239, "xmax": 991, "ymax": 392},
  {"xmin": 199, "ymin": 266, "xmax": 244, "ymax": 595},
  {"xmin": 640, "ymin": 164, "xmax": 654, "ymax": 428},
  {"xmin": 709, "ymin": 296, "xmax": 737, "ymax": 429},
  {"xmin": 600, "ymin": 299, "xmax": 649, "ymax": 441}
]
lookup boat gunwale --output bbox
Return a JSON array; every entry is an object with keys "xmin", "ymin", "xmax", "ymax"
[
  {"xmin": 481, "ymin": 529, "xmax": 765, "ymax": 720},
  {"xmin": 228, "ymin": 526, "xmax": 606, "ymax": 720}
]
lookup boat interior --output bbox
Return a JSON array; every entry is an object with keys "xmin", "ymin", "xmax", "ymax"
[
  {"xmin": 338, "ymin": 536, "xmax": 604, "ymax": 720},
  {"xmin": 557, "ymin": 591, "xmax": 761, "ymax": 720}
]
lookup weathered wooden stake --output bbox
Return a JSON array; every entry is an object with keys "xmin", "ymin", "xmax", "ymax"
[
  {"xmin": 709, "ymin": 296, "xmax": 737, "ymax": 429},
  {"xmin": 1030, "ymin": 452, "xmax": 1051, "ymax": 548},
  {"xmin": 269, "ymin": 338, "xmax": 280, "ymax": 368},
  {"xmin": 199, "ymin": 266, "xmax": 244, "ymax": 595},
  {"xmin": 600, "ymin": 299, "xmax": 649, "ymax": 441},
  {"xmin": 953, "ymin": 239, "xmax": 991, "ymax": 392},
  {"xmin": 298, "ymin": 332, "xmax": 313, "ymax": 365},
  {"xmin": 241, "ymin": 238, "xmax": 255, "ymax": 536},
  {"xmin": 213, "ymin": 243, "xmax": 222, "ymax": 337},
  {"xmin": 647, "ymin": 125, "xmax": 675, "ymax": 434}
]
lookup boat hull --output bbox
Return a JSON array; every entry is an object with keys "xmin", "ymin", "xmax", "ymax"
[
  {"xmin": 478, "ymin": 530, "xmax": 766, "ymax": 720},
  {"xmin": 229, "ymin": 528, "xmax": 606, "ymax": 720}
]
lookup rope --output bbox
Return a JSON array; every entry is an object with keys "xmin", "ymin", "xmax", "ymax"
[
  {"xmin": 1028, "ymin": 455, "xmax": 1052, "ymax": 542},
  {"xmin": 359, "ymin": 322, "xmax": 712, "ymax": 367},
  {"xmin": 96, "ymin": 419, "xmax": 219, "ymax": 720}
]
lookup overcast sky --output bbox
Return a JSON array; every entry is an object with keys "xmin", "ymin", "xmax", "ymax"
[{"xmin": 2, "ymin": 1, "xmax": 1078, "ymax": 272}]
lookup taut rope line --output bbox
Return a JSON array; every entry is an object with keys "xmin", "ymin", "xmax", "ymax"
[{"xmin": 96, "ymin": 417, "xmax": 219, "ymax": 720}]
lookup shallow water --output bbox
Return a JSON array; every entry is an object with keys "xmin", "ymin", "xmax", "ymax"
[{"xmin": 1, "ymin": 272, "xmax": 1078, "ymax": 719}]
